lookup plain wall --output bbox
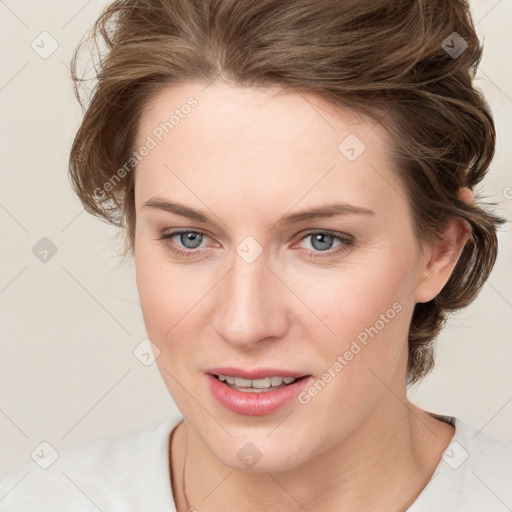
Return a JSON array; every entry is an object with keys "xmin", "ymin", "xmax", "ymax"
[{"xmin": 0, "ymin": 0, "xmax": 511, "ymax": 477}]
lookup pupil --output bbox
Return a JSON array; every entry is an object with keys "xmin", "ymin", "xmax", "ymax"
[
  {"xmin": 312, "ymin": 233, "xmax": 333, "ymax": 251},
  {"xmin": 181, "ymin": 232, "xmax": 202, "ymax": 249}
]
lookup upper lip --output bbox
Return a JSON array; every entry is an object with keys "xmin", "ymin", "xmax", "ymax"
[{"xmin": 206, "ymin": 367, "xmax": 309, "ymax": 380}]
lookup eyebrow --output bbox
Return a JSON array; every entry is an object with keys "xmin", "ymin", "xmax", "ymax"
[{"xmin": 142, "ymin": 197, "xmax": 375, "ymax": 226}]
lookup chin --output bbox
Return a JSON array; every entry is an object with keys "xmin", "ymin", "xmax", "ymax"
[
  {"xmin": 198, "ymin": 427, "xmax": 319, "ymax": 474},
  {"xmin": 218, "ymin": 448, "xmax": 307, "ymax": 474}
]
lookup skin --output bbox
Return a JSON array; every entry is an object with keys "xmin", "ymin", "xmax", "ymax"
[{"xmin": 133, "ymin": 80, "xmax": 472, "ymax": 511}]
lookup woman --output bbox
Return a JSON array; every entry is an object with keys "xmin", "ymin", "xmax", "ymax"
[{"xmin": 1, "ymin": 0, "xmax": 511, "ymax": 510}]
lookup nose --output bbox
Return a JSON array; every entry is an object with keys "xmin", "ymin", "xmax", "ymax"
[{"xmin": 214, "ymin": 250, "xmax": 290, "ymax": 349}]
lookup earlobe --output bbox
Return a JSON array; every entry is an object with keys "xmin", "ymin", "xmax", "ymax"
[{"xmin": 414, "ymin": 188, "xmax": 474, "ymax": 304}]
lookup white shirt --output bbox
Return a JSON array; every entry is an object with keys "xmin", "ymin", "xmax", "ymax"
[{"xmin": 1, "ymin": 412, "xmax": 511, "ymax": 511}]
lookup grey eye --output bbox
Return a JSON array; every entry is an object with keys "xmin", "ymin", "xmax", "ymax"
[
  {"xmin": 179, "ymin": 231, "xmax": 203, "ymax": 249},
  {"xmin": 308, "ymin": 233, "xmax": 336, "ymax": 251}
]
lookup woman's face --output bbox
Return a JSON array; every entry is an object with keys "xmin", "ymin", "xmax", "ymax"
[{"xmin": 133, "ymin": 80, "xmax": 434, "ymax": 472}]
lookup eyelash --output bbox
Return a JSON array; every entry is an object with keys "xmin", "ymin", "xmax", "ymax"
[{"xmin": 158, "ymin": 229, "xmax": 354, "ymax": 259}]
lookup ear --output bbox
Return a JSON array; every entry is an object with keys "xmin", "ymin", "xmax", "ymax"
[{"xmin": 414, "ymin": 188, "xmax": 474, "ymax": 304}]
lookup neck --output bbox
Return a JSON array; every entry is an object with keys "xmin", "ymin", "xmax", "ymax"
[{"xmin": 170, "ymin": 395, "xmax": 454, "ymax": 512}]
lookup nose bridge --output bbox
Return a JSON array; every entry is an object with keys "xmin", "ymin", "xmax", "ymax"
[{"xmin": 215, "ymin": 246, "xmax": 287, "ymax": 347}]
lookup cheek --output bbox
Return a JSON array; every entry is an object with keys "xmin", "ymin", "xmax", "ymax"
[
  {"xmin": 135, "ymin": 228, "xmax": 418, "ymax": 364},
  {"xmin": 134, "ymin": 243, "xmax": 221, "ymax": 371},
  {"xmin": 135, "ymin": 257, "xmax": 204, "ymax": 402},
  {"xmin": 135, "ymin": 247, "xmax": 191, "ymax": 344},
  {"xmin": 296, "ymin": 250, "xmax": 413, "ymax": 335},
  {"xmin": 290, "ymin": 244, "xmax": 416, "ymax": 380}
]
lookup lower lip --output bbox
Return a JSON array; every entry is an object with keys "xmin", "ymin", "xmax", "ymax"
[{"xmin": 206, "ymin": 374, "xmax": 312, "ymax": 416}]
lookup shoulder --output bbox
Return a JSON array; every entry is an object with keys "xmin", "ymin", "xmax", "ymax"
[
  {"xmin": 0, "ymin": 414, "xmax": 183, "ymax": 512},
  {"xmin": 410, "ymin": 414, "xmax": 512, "ymax": 511},
  {"xmin": 452, "ymin": 416, "xmax": 512, "ymax": 500}
]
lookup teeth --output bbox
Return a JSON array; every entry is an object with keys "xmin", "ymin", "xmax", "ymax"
[
  {"xmin": 251, "ymin": 378, "xmax": 272, "ymax": 388},
  {"xmin": 217, "ymin": 374, "xmax": 299, "ymax": 390},
  {"xmin": 234, "ymin": 377, "xmax": 252, "ymax": 387}
]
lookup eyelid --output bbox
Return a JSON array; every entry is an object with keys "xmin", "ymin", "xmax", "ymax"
[
  {"xmin": 159, "ymin": 227, "xmax": 352, "ymax": 243},
  {"xmin": 294, "ymin": 228, "xmax": 353, "ymax": 243}
]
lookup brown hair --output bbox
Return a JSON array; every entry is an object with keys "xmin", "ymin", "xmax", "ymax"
[{"xmin": 68, "ymin": 0, "xmax": 507, "ymax": 386}]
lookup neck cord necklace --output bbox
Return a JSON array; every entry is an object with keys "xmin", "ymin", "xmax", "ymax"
[{"xmin": 181, "ymin": 423, "xmax": 192, "ymax": 511}]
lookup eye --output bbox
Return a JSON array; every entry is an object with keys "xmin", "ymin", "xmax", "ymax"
[
  {"xmin": 296, "ymin": 230, "xmax": 354, "ymax": 258},
  {"xmin": 173, "ymin": 231, "xmax": 204, "ymax": 249},
  {"xmin": 158, "ymin": 229, "xmax": 354, "ymax": 259},
  {"xmin": 159, "ymin": 229, "xmax": 211, "ymax": 257}
]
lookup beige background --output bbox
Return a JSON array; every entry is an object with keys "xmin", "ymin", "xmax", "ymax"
[{"xmin": 0, "ymin": 0, "xmax": 511, "ymax": 477}]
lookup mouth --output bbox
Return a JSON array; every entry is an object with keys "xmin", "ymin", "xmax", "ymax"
[
  {"xmin": 212, "ymin": 373, "xmax": 309, "ymax": 393},
  {"xmin": 205, "ymin": 368, "xmax": 312, "ymax": 416}
]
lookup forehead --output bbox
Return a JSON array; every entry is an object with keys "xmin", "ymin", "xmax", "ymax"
[{"xmin": 134, "ymin": 81, "xmax": 404, "ymax": 218}]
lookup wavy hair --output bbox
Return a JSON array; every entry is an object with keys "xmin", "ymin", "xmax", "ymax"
[{"xmin": 68, "ymin": 0, "xmax": 507, "ymax": 385}]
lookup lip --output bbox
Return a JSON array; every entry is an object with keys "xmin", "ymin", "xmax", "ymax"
[
  {"xmin": 206, "ymin": 367, "xmax": 309, "ymax": 380},
  {"xmin": 206, "ymin": 373, "xmax": 312, "ymax": 416}
]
